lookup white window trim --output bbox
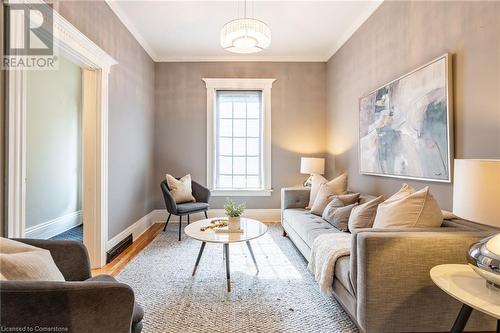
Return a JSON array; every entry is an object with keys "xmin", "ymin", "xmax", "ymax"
[{"xmin": 203, "ymin": 78, "xmax": 275, "ymax": 197}]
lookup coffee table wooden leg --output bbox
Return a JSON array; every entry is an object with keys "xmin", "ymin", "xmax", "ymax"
[
  {"xmin": 224, "ymin": 243, "xmax": 231, "ymax": 292},
  {"xmin": 246, "ymin": 241, "xmax": 259, "ymax": 273},
  {"xmin": 192, "ymin": 242, "xmax": 206, "ymax": 276}
]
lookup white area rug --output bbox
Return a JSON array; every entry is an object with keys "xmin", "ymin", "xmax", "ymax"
[{"xmin": 117, "ymin": 224, "xmax": 358, "ymax": 333}]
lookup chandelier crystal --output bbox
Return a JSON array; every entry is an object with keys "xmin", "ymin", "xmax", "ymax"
[{"xmin": 220, "ymin": 2, "xmax": 271, "ymax": 54}]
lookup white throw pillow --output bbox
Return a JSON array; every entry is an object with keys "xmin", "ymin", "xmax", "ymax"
[
  {"xmin": 166, "ymin": 174, "xmax": 196, "ymax": 204},
  {"xmin": 373, "ymin": 184, "xmax": 443, "ymax": 228},
  {"xmin": 0, "ymin": 238, "xmax": 65, "ymax": 281}
]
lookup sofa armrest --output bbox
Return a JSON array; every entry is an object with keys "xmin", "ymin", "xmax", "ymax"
[
  {"xmin": 13, "ymin": 238, "xmax": 91, "ymax": 281},
  {"xmin": 0, "ymin": 281, "xmax": 135, "ymax": 333},
  {"xmin": 281, "ymin": 187, "xmax": 310, "ymax": 211},
  {"xmin": 192, "ymin": 180, "xmax": 211, "ymax": 203},
  {"xmin": 352, "ymin": 229, "xmax": 496, "ymax": 332}
]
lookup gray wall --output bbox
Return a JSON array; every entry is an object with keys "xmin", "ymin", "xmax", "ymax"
[
  {"xmin": 54, "ymin": 1, "xmax": 156, "ymax": 239},
  {"xmin": 326, "ymin": 1, "xmax": 500, "ymax": 210},
  {"xmin": 154, "ymin": 62, "xmax": 326, "ymax": 209},
  {"xmin": 26, "ymin": 56, "xmax": 82, "ymax": 229}
]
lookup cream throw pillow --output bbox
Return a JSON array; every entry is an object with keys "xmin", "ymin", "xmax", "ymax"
[
  {"xmin": 166, "ymin": 174, "xmax": 196, "ymax": 204},
  {"xmin": 311, "ymin": 189, "xmax": 359, "ymax": 216},
  {"xmin": 348, "ymin": 195, "xmax": 384, "ymax": 231},
  {"xmin": 307, "ymin": 174, "xmax": 328, "ymax": 209},
  {"xmin": 309, "ymin": 174, "xmax": 350, "ymax": 215},
  {"xmin": 373, "ymin": 184, "xmax": 443, "ymax": 228},
  {"xmin": 0, "ymin": 238, "xmax": 65, "ymax": 281},
  {"xmin": 307, "ymin": 173, "xmax": 348, "ymax": 209}
]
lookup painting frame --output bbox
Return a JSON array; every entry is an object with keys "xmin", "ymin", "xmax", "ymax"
[{"xmin": 358, "ymin": 53, "xmax": 454, "ymax": 183}]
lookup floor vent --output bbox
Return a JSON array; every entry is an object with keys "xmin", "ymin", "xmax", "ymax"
[{"xmin": 106, "ymin": 234, "xmax": 133, "ymax": 263}]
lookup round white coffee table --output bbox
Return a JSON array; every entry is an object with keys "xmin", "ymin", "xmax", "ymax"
[
  {"xmin": 184, "ymin": 217, "xmax": 267, "ymax": 292},
  {"xmin": 430, "ymin": 264, "xmax": 500, "ymax": 332}
]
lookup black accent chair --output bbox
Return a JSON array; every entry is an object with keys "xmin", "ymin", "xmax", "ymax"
[
  {"xmin": 0, "ymin": 239, "xmax": 144, "ymax": 333},
  {"xmin": 160, "ymin": 179, "xmax": 211, "ymax": 241}
]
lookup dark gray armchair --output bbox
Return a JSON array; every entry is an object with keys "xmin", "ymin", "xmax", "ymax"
[
  {"xmin": 160, "ymin": 179, "xmax": 211, "ymax": 241},
  {"xmin": 0, "ymin": 239, "xmax": 144, "ymax": 333}
]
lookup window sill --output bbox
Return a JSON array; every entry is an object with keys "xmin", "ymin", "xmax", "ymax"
[{"xmin": 210, "ymin": 189, "xmax": 273, "ymax": 197}]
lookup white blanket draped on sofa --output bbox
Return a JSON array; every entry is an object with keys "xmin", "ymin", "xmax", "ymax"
[{"xmin": 308, "ymin": 233, "xmax": 351, "ymax": 295}]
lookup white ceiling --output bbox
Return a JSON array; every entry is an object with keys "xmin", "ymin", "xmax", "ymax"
[{"xmin": 106, "ymin": 0, "xmax": 382, "ymax": 62}]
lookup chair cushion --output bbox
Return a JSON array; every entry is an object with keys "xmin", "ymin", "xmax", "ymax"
[
  {"xmin": 166, "ymin": 174, "xmax": 195, "ymax": 204},
  {"xmin": 283, "ymin": 209, "xmax": 342, "ymax": 247},
  {"xmin": 176, "ymin": 202, "xmax": 209, "ymax": 214},
  {"xmin": 86, "ymin": 274, "xmax": 144, "ymax": 324}
]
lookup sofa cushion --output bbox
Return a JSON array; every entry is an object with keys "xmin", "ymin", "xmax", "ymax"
[
  {"xmin": 348, "ymin": 195, "xmax": 384, "ymax": 231},
  {"xmin": 86, "ymin": 274, "xmax": 144, "ymax": 324},
  {"xmin": 283, "ymin": 209, "xmax": 342, "ymax": 247},
  {"xmin": 309, "ymin": 174, "xmax": 349, "ymax": 215},
  {"xmin": 335, "ymin": 255, "xmax": 354, "ymax": 296},
  {"xmin": 324, "ymin": 203, "xmax": 358, "ymax": 232}
]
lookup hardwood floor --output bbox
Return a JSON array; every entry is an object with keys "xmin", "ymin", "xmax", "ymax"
[{"xmin": 91, "ymin": 222, "xmax": 164, "ymax": 276}]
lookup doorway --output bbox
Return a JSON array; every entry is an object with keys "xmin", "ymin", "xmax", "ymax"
[
  {"xmin": 25, "ymin": 56, "xmax": 84, "ymax": 243},
  {"xmin": 5, "ymin": 3, "xmax": 117, "ymax": 268}
]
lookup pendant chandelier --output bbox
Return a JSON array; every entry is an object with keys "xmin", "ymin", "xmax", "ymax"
[{"xmin": 220, "ymin": 0, "xmax": 271, "ymax": 54}]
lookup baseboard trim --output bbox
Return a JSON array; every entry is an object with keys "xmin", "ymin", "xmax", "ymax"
[
  {"xmin": 107, "ymin": 210, "xmax": 157, "ymax": 251},
  {"xmin": 150, "ymin": 209, "xmax": 281, "ymax": 223},
  {"xmin": 25, "ymin": 211, "xmax": 82, "ymax": 239},
  {"xmin": 106, "ymin": 208, "xmax": 281, "ymax": 252}
]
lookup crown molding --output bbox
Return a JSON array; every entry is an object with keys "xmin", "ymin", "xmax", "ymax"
[
  {"xmin": 324, "ymin": 0, "xmax": 383, "ymax": 62},
  {"xmin": 154, "ymin": 55, "xmax": 327, "ymax": 63},
  {"xmin": 105, "ymin": 0, "xmax": 157, "ymax": 61}
]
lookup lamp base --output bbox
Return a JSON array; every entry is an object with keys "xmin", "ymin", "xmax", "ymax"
[{"xmin": 303, "ymin": 175, "xmax": 313, "ymax": 187}]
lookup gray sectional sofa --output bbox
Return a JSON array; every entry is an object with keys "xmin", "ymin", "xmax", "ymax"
[{"xmin": 281, "ymin": 187, "xmax": 498, "ymax": 333}]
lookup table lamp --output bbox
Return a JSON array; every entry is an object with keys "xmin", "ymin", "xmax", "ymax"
[
  {"xmin": 300, "ymin": 157, "xmax": 325, "ymax": 187},
  {"xmin": 453, "ymin": 159, "xmax": 500, "ymax": 291}
]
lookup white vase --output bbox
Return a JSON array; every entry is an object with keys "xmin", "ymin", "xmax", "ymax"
[{"xmin": 227, "ymin": 216, "xmax": 241, "ymax": 231}]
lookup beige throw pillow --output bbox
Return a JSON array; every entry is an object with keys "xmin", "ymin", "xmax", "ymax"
[
  {"xmin": 309, "ymin": 174, "xmax": 350, "ymax": 215},
  {"xmin": 373, "ymin": 184, "xmax": 443, "ymax": 228},
  {"xmin": 166, "ymin": 174, "xmax": 196, "ymax": 204},
  {"xmin": 0, "ymin": 238, "xmax": 65, "ymax": 281},
  {"xmin": 311, "ymin": 190, "xmax": 358, "ymax": 216},
  {"xmin": 307, "ymin": 174, "xmax": 328, "ymax": 209},
  {"xmin": 348, "ymin": 195, "xmax": 384, "ymax": 231}
]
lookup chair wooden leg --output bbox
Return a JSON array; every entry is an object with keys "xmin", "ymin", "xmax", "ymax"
[
  {"xmin": 163, "ymin": 214, "xmax": 171, "ymax": 232},
  {"xmin": 187, "ymin": 214, "xmax": 190, "ymax": 225},
  {"xmin": 178, "ymin": 215, "xmax": 182, "ymax": 241},
  {"xmin": 204, "ymin": 211, "xmax": 208, "ymax": 219}
]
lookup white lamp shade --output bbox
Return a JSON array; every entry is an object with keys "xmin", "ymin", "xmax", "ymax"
[
  {"xmin": 453, "ymin": 159, "xmax": 500, "ymax": 227},
  {"xmin": 300, "ymin": 157, "xmax": 325, "ymax": 175}
]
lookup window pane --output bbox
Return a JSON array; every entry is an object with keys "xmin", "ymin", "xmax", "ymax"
[
  {"xmin": 219, "ymin": 138, "xmax": 232, "ymax": 155},
  {"xmin": 233, "ymin": 157, "xmax": 246, "ymax": 174},
  {"xmin": 218, "ymin": 175, "xmax": 232, "ymax": 188},
  {"xmin": 233, "ymin": 103, "xmax": 246, "ymax": 118},
  {"xmin": 247, "ymin": 156, "xmax": 259, "ymax": 174},
  {"xmin": 219, "ymin": 102, "xmax": 232, "ymax": 118},
  {"xmin": 219, "ymin": 156, "xmax": 232, "ymax": 174},
  {"xmin": 219, "ymin": 119, "xmax": 232, "ymax": 136},
  {"xmin": 233, "ymin": 138, "xmax": 246, "ymax": 156},
  {"xmin": 247, "ymin": 176, "xmax": 261, "ymax": 188},
  {"xmin": 247, "ymin": 102, "xmax": 260, "ymax": 118},
  {"xmin": 233, "ymin": 119, "xmax": 246, "ymax": 137},
  {"xmin": 247, "ymin": 138, "xmax": 259, "ymax": 156},
  {"xmin": 247, "ymin": 119, "xmax": 260, "ymax": 137},
  {"xmin": 233, "ymin": 176, "xmax": 246, "ymax": 188}
]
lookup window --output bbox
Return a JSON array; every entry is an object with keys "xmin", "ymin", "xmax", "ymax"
[{"xmin": 204, "ymin": 78, "xmax": 275, "ymax": 196}]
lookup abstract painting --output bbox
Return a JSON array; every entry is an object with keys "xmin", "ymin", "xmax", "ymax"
[{"xmin": 359, "ymin": 54, "xmax": 452, "ymax": 182}]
